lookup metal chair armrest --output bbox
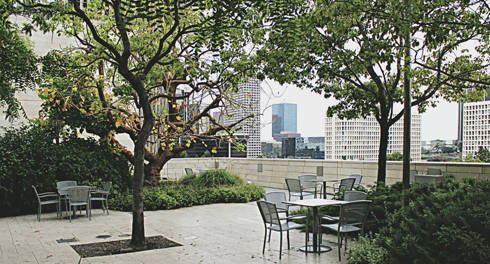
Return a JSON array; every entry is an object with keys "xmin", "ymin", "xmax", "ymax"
[{"xmin": 38, "ymin": 192, "xmax": 59, "ymax": 198}]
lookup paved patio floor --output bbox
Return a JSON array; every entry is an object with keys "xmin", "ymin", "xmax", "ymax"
[{"xmin": 0, "ymin": 188, "xmax": 349, "ymax": 264}]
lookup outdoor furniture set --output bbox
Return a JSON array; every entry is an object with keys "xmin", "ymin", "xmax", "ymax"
[
  {"xmin": 258, "ymin": 174, "xmax": 370, "ymax": 261},
  {"xmin": 32, "ymin": 181, "xmax": 112, "ymax": 222}
]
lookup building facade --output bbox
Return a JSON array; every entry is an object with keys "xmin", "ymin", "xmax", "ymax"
[
  {"xmin": 325, "ymin": 114, "xmax": 421, "ymax": 161},
  {"xmin": 461, "ymin": 101, "xmax": 490, "ymax": 158},
  {"xmin": 272, "ymin": 103, "xmax": 297, "ymax": 138},
  {"xmin": 223, "ymin": 78, "xmax": 261, "ymax": 158},
  {"xmin": 282, "ymin": 137, "xmax": 325, "ymax": 159}
]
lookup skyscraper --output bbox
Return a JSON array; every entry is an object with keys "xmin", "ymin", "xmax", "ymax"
[
  {"xmin": 223, "ymin": 78, "xmax": 261, "ymax": 158},
  {"xmin": 272, "ymin": 103, "xmax": 297, "ymax": 139}
]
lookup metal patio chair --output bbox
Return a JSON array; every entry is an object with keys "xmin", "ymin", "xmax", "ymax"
[
  {"xmin": 56, "ymin": 181, "xmax": 77, "ymax": 216},
  {"xmin": 32, "ymin": 185, "xmax": 60, "ymax": 221},
  {"xmin": 298, "ymin": 174, "xmax": 321, "ymax": 198},
  {"xmin": 285, "ymin": 178, "xmax": 315, "ymax": 200},
  {"xmin": 325, "ymin": 178, "xmax": 355, "ymax": 198},
  {"xmin": 66, "ymin": 186, "xmax": 91, "ymax": 223},
  {"xmin": 90, "ymin": 181, "xmax": 112, "ymax": 215},
  {"xmin": 320, "ymin": 200, "xmax": 372, "ymax": 261},
  {"xmin": 257, "ymin": 200, "xmax": 306, "ymax": 259}
]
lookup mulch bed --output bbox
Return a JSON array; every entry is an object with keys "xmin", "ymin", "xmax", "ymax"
[{"xmin": 71, "ymin": 235, "xmax": 182, "ymax": 258}]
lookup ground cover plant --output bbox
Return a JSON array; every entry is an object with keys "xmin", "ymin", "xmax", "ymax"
[
  {"xmin": 109, "ymin": 170, "xmax": 265, "ymax": 211},
  {"xmin": 0, "ymin": 125, "xmax": 132, "ymax": 217}
]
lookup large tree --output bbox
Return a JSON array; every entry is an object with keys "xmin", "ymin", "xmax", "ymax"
[
  {"xmin": 0, "ymin": 0, "xmax": 39, "ymax": 121},
  {"xmin": 17, "ymin": 0, "xmax": 265, "ymax": 248},
  {"xmin": 260, "ymin": 0, "xmax": 490, "ymax": 182}
]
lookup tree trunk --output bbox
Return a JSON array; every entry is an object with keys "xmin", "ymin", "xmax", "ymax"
[
  {"xmin": 130, "ymin": 111, "xmax": 155, "ymax": 249},
  {"xmin": 377, "ymin": 122, "xmax": 390, "ymax": 183},
  {"xmin": 144, "ymin": 161, "xmax": 164, "ymax": 186}
]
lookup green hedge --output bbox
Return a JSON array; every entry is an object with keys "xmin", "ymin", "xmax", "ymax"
[
  {"xmin": 0, "ymin": 125, "xmax": 132, "ymax": 216},
  {"xmin": 348, "ymin": 177, "xmax": 490, "ymax": 264},
  {"xmin": 109, "ymin": 170, "xmax": 265, "ymax": 211}
]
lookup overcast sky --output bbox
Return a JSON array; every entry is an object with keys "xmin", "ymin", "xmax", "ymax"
[{"xmin": 259, "ymin": 79, "xmax": 458, "ymax": 142}]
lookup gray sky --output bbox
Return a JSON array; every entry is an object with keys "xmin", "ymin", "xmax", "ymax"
[{"xmin": 260, "ymin": 80, "xmax": 458, "ymax": 142}]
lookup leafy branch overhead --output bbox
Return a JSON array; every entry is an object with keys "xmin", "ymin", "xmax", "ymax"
[
  {"xmin": 18, "ymin": 0, "xmax": 266, "ymax": 186},
  {"xmin": 0, "ymin": 0, "xmax": 39, "ymax": 121},
  {"xmin": 260, "ymin": 0, "xmax": 490, "ymax": 182}
]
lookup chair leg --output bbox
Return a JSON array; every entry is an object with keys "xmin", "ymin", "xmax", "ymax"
[
  {"xmin": 287, "ymin": 230, "xmax": 290, "ymax": 249},
  {"xmin": 106, "ymin": 199, "xmax": 109, "ymax": 215},
  {"xmin": 262, "ymin": 227, "xmax": 267, "ymax": 254},
  {"xmin": 338, "ymin": 233, "xmax": 342, "ymax": 261},
  {"xmin": 38, "ymin": 204, "xmax": 41, "ymax": 222},
  {"xmin": 69, "ymin": 206, "xmax": 72, "ymax": 223},
  {"xmin": 279, "ymin": 232, "xmax": 283, "ymax": 259},
  {"xmin": 344, "ymin": 233, "xmax": 348, "ymax": 252}
]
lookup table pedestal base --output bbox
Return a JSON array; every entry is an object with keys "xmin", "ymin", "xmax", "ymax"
[{"xmin": 299, "ymin": 245, "xmax": 332, "ymax": 253}]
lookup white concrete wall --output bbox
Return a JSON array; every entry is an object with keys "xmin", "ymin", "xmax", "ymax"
[{"xmin": 162, "ymin": 158, "xmax": 490, "ymax": 189}]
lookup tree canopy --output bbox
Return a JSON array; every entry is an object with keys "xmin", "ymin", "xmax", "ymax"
[
  {"xmin": 0, "ymin": 0, "xmax": 39, "ymax": 121},
  {"xmin": 260, "ymin": 0, "xmax": 490, "ymax": 182}
]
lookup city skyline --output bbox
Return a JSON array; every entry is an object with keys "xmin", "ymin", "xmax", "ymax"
[{"xmin": 260, "ymin": 79, "xmax": 458, "ymax": 142}]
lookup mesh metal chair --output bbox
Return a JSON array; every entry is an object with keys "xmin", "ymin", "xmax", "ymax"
[
  {"xmin": 66, "ymin": 186, "xmax": 91, "ymax": 223},
  {"xmin": 298, "ymin": 174, "xmax": 321, "ymax": 198},
  {"xmin": 349, "ymin": 174, "xmax": 363, "ymax": 187},
  {"xmin": 32, "ymin": 186, "xmax": 60, "ymax": 221},
  {"xmin": 264, "ymin": 192, "xmax": 308, "ymax": 241},
  {"xmin": 326, "ymin": 178, "xmax": 355, "ymax": 198},
  {"xmin": 264, "ymin": 192, "xmax": 308, "ymax": 220},
  {"xmin": 185, "ymin": 168, "xmax": 194, "ymax": 175},
  {"xmin": 56, "ymin": 181, "xmax": 77, "ymax": 216},
  {"xmin": 257, "ymin": 201, "xmax": 306, "ymax": 259},
  {"xmin": 321, "ymin": 191, "xmax": 368, "ymax": 222},
  {"xmin": 90, "ymin": 181, "xmax": 112, "ymax": 215},
  {"xmin": 197, "ymin": 166, "xmax": 209, "ymax": 173},
  {"xmin": 285, "ymin": 178, "xmax": 315, "ymax": 201},
  {"xmin": 320, "ymin": 200, "xmax": 372, "ymax": 261}
]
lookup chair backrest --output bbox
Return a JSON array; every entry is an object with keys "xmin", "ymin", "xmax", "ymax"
[
  {"xmin": 285, "ymin": 178, "xmax": 302, "ymax": 193},
  {"xmin": 338, "ymin": 200, "xmax": 372, "ymax": 229},
  {"xmin": 185, "ymin": 168, "xmax": 194, "ymax": 175},
  {"xmin": 31, "ymin": 186, "xmax": 41, "ymax": 203},
  {"xmin": 197, "ymin": 166, "xmax": 208, "ymax": 173},
  {"xmin": 339, "ymin": 178, "xmax": 356, "ymax": 192},
  {"xmin": 257, "ymin": 200, "xmax": 281, "ymax": 226},
  {"xmin": 67, "ymin": 186, "xmax": 91, "ymax": 203},
  {"xmin": 103, "ymin": 181, "xmax": 112, "ymax": 192},
  {"xmin": 349, "ymin": 174, "xmax": 363, "ymax": 187},
  {"xmin": 344, "ymin": 191, "xmax": 368, "ymax": 201},
  {"xmin": 57, "ymin": 181, "xmax": 77, "ymax": 189},
  {"xmin": 427, "ymin": 168, "xmax": 442, "ymax": 175},
  {"xmin": 264, "ymin": 192, "xmax": 288, "ymax": 212},
  {"xmin": 298, "ymin": 174, "xmax": 317, "ymax": 189}
]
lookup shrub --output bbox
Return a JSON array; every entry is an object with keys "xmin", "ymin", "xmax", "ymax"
[
  {"xmin": 194, "ymin": 169, "xmax": 244, "ymax": 187},
  {"xmin": 177, "ymin": 173, "xmax": 197, "ymax": 185},
  {"xmin": 109, "ymin": 179, "xmax": 265, "ymax": 211},
  {"xmin": 348, "ymin": 177, "xmax": 490, "ymax": 264},
  {"xmin": 0, "ymin": 125, "xmax": 132, "ymax": 216}
]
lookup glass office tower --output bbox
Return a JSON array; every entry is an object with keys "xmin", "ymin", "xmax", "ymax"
[{"xmin": 272, "ymin": 103, "xmax": 297, "ymax": 136}]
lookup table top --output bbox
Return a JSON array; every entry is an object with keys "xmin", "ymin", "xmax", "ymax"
[
  {"xmin": 284, "ymin": 198, "xmax": 348, "ymax": 207},
  {"xmin": 307, "ymin": 178, "xmax": 340, "ymax": 183}
]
